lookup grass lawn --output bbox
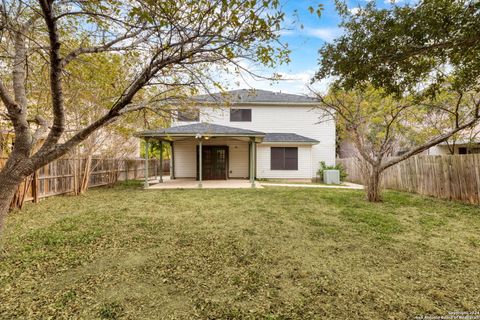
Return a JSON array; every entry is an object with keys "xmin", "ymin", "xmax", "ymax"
[{"xmin": 1, "ymin": 182, "xmax": 479, "ymax": 319}]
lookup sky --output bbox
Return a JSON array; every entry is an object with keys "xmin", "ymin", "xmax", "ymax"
[{"xmin": 227, "ymin": 0, "xmax": 403, "ymax": 95}]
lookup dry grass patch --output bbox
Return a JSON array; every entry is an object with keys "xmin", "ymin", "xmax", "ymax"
[{"xmin": 1, "ymin": 181, "xmax": 479, "ymax": 319}]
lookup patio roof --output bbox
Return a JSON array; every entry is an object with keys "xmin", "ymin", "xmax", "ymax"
[
  {"xmin": 264, "ymin": 133, "xmax": 319, "ymax": 144},
  {"xmin": 136, "ymin": 123, "xmax": 265, "ymax": 138}
]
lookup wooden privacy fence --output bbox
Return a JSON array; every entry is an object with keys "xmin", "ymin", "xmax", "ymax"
[
  {"xmin": 337, "ymin": 155, "xmax": 480, "ymax": 204},
  {"xmin": 1, "ymin": 157, "xmax": 169, "ymax": 203}
]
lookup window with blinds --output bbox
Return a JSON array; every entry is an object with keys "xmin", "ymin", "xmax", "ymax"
[
  {"xmin": 230, "ymin": 109, "xmax": 251, "ymax": 122},
  {"xmin": 270, "ymin": 147, "xmax": 298, "ymax": 170}
]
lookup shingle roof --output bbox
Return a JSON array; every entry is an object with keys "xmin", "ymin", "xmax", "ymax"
[
  {"xmin": 137, "ymin": 124, "xmax": 319, "ymax": 145},
  {"xmin": 137, "ymin": 123, "xmax": 265, "ymax": 137},
  {"xmin": 264, "ymin": 133, "xmax": 319, "ymax": 144},
  {"xmin": 193, "ymin": 89, "xmax": 318, "ymax": 104}
]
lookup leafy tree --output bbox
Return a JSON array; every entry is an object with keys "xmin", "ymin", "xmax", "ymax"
[
  {"xmin": 0, "ymin": 0, "xmax": 289, "ymax": 234},
  {"xmin": 315, "ymin": 0, "xmax": 480, "ymax": 97},
  {"xmin": 312, "ymin": 0, "xmax": 480, "ymax": 202}
]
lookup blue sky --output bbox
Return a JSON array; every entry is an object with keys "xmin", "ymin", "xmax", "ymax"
[{"xmin": 229, "ymin": 0, "xmax": 401, "ymax": 94}]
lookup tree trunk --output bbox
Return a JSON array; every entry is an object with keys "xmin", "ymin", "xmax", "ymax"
[
  {"xmin": 0, "ymin": 165, "xmax": 30, "ymax": 233},
  {"xmin": 365, "ymin": 168, "xmax": 383, "ymax": 202},
  {"xmin": 80, "ymin": 155, "xmax": 92, "ymax": 194}
]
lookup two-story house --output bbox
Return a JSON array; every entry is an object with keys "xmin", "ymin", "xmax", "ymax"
[{"xmin": 137, "ymin": 89, "xmax": 335, "ymax": 184}]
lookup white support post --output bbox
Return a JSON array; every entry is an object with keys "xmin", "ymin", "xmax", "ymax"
[
  {"xmin": 252, "ymin": 140, "xmax": 256, "ymax": 188},
  {"xmin": 198, "ymin": 140, "xmax": 203, "ymax": 188},
  {"xmin": 144, "ymin": 139, "xmax": 149, "ymax": 188},
  {"xmin": 250, "ymin": 138, "xmax": 255, "ymax": 188},
  {"xmin": 159, "ymin": 140, "xmax": 163, "ymax": 183},
  {"xmin": 169, "ymin": 142, "xmax": 174, "ymax": 179}
]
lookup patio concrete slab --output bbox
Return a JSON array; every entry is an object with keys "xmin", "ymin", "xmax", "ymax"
[
  {"xmin": 146, "ymin": 176, "xmax": 262, "ymax": 189},
  {"xmin": 259, "ymin": 182, "xmax": 364, "ymax": 189}
]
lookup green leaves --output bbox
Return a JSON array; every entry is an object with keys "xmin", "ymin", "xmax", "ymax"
[{"xmin": 314, "ymin": 0, "xmax": 480, "ymax": 97}]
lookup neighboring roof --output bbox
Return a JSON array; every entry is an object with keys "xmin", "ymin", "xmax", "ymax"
[
  {"xmin": 136, "ymin": 123, "xmax": 265, "ymax": 138},
  {"xmin": 264, "ymin": 133, "xmax": 319, "ymax": 144},
  {"xmin": 192, "ymin": 89, "xmax": 318, "ymax": 104},
  {"xmin": 437, "ymin": 140, "xmax": 480, "ymax": 146}
]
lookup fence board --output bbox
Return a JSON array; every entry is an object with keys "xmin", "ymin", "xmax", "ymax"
[
  {"xmin": 1, "ymin": 157, "xmax": 167, "ymax": 202},
  {"xmin": 337, "ymin": 155, "xmax": 480, "ymax": 204}
]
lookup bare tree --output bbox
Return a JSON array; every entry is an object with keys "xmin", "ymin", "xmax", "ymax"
[
  {"xmin": 314, "ymin": 87, "xmax": 480, "ymax": 202},
  {"xmin": 0, "ymin": 0, "xmax": 288, "ymax": 234}
]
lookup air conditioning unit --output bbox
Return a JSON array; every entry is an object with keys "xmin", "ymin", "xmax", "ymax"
[{"xmin": 323, "ymin": 170, "xmax": 340, "ymax": 185}]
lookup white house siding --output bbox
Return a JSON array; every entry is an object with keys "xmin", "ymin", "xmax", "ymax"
[
  {"xmin": 173, "ymin": 140, "xmax": 196, "ymax": 178},
  {"xmin": 427, "ymin": 145, "xmax": 449, "ymax": 155},
  {"xmin": 256, "ymin": 144, "xmax": 312, "ymax": 179},
  {"xmin": 228, "ymin": 141, "xmax": 249, "ymax": 178},
  {"xmin": 174, "ymin": 105, "xmax": 336, "ymax": 178},
  {"xmin": 173, "ymin": 138, "xmax": 249, "ymax": 178},
  {"xmin": 427, "ymin": 144, "xmax": 480, "ymax": 155}
]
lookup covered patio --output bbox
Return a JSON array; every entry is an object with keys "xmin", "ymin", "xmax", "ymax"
[
  {"xmin": 144, "ymin": 176, "xmax": 262, "ymax": 189},
  {"xmin": 135, "ymin": 123, "xmax": 265, "ymax": 189}
]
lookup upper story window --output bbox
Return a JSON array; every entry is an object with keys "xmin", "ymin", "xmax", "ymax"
[
  {"xmin": 230, "ymin": 108, "xmax": 251, "ymax": 122},
  {"xmin": 271, "ymin": 147, "xmax": 298, "ymax": 170},
  {"xmin": 177, "ymin": 109, "xmax": 200, "ymax": 122}
]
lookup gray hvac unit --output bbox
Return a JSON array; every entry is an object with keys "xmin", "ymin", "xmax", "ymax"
[{"xmin": 323, "ymin": 170, "xmax": 340, "ymax": 185}]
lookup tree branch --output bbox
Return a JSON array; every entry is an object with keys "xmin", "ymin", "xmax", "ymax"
[
  {"xmin": 0, "ymin": 80, "xmax": 17, "ymax": 111},
  {"xmin": 382, "ymin": 114, "xmax": 480, "ymax": 170},
  {"xmin": 35, "ymin": 0, "xmax": 65, "ymax": 154},
  {"xmin": 61, "ymin": 28, "xmax": 146, "ymax": 67}
]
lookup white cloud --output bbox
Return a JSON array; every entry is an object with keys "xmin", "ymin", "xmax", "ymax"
[
  {"xmin": 303, "ymin": 27, "xmax": 343, "ymax": 43},
  {"xmin": 278, "ymin": 29, "xmax": 296, "ymax": 37},
  {"xmin": 219, "ymin": 67, "xmax": 333, "ymax": 95},
  {"xmin": 384, "ymin": 0, "xmax": 420, "ymax": 7},
  {"xmin": 349, "ymin": 7, "xmax": 361, "ymax": 15},
  {"xmin": 204, "ymin": 59, "xmax": 334, "ymax": 96}
]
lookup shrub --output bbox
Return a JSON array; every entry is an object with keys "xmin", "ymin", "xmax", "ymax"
[{"xmin": 317, "ymin": 161, "xmax": 347, "ymax": 182}]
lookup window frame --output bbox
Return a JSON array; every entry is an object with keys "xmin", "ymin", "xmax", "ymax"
[
  {"xmin": 270, "ymin": 147, "xmax": 298, "ymax": 170},
  {"xmin": 230, "ymin": 108, "xmax": 252, "ymax": 122}
]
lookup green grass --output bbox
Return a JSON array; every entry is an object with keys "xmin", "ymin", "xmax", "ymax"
[{"xmin": 1, "ymin": 181, "xmax": 479, "ymax": 319}]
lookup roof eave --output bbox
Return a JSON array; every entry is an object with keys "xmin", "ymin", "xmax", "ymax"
[
  {"xmin": 261, "ymin": 141, "xmax": 319, "ymax": 145},
  {"xmin": 192, "ymin": 101, "xmax": 319, "ymax": 106},
  {"xmin": 135, "ymin": 132, "xmax": 265, "ymax": 138}
]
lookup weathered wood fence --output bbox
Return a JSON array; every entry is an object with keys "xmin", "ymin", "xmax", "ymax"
[
  {"xmin": 337, "ymin": 155, "xmax": 480, "ymax": 204},
  {"xmin": 1, "ymin": 157, "xmax": 170, "ymax": 203}
]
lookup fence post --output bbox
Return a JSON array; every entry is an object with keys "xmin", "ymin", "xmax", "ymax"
[
  {"xmin": 32, "ymin": 170, "xmax": 39, "ymax": 203},
  {"xmin": 125, "ymin": 160, "xmax": 129, "ymax": 182}
]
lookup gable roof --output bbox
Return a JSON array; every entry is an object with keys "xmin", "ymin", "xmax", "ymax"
[
  {"xmin": 264, "ymin": 133, "xmax": 319, "ymax": 144},
  {"xmin": 192, "ymin": 89, "xmax": 318, "ymax": 104},
  {"xmin": 136, "ymin": 123, "xmax": 265, "ymax": 138}
]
